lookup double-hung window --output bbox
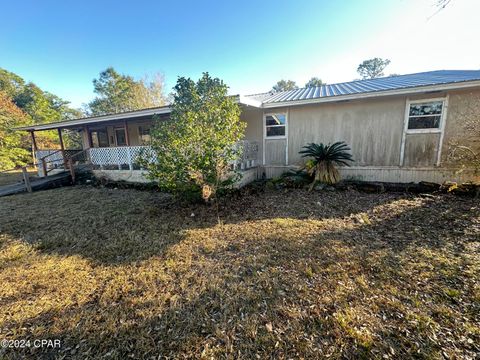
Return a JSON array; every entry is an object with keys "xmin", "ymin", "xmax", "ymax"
[
  {"xmin": 265, "ymin": 113, "xmax": 286, "ymax": 138},
  {"xmin": 407, "ymin": 100, "xmax": 444, "ymax": 131}
]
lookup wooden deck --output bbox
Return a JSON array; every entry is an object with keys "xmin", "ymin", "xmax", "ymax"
[{"xmin": 0, "ymin": 172, "xmax": 72, "ymax": 197}]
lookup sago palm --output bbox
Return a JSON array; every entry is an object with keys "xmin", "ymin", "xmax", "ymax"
[{"xmin": 299, "ymin": 141, "xmax": 354, "ymax": 189}]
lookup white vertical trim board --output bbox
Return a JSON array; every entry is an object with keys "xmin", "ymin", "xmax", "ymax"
[
  {"xmin": 436, "ymin": 95, "xmax": 449, "ymax": 166},
  {"xmin": 399, "ymin": 97, "xmax": 410, "ymax": 166},
  {"xmin": 285, "ymin": 109, "xmax": 289, "ymax": 165},
  {"xmin": 262, "ymin": 113, "xmax": 266, "ymax": 165}
]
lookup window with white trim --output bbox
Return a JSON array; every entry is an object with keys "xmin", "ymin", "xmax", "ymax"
[
  {"xmin": 265, "ymin": 113, "xmax": 286, "ymax": 137},
  {"xmin": 407, "ymin": 101, "xmax": 444, "ymax": 130}
]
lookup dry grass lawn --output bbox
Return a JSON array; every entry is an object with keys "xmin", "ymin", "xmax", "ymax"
[{"xmin": 0, "ymin": 185, "xmax": 478, "ymax": 359}]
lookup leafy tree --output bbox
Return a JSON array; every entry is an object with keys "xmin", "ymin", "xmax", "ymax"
[
  {"xmin": 272, "ymin": 80, "xmax": 298, "ymax": 93},
  {"xmin": 133, "ymin": 73, "xmax": 169, "ymax": 109},
  {"xmin": 0, "ymin": 68, "xmax": 25, "ymax": 98},
  {"xmin": 88, "ymin": 67, "xmax": 167, "ymax": 115},
  {"xmin": 299, "ymin": 142, "xmax": 354, "ymax": 188},
  {"xmin": 357, "ymin": 58, "xmax": 391, "ymax": 79},
  {"xmin": 305, "ymin": 77, "xmax": 324, "ymax": 87},
  {"xmin": 0, "ymin": 67, "xmax": 83, "ymax": 168},
  {"xmin": 0, "ymin": 91, "xmax": 31, "ymax": 170},
  {"xmin": 143, "ymin": 73, "xmax": 246, "ymax": 202},
  {"xmin": 0, "ymin": 68, "xmax": 81, "ymax": 123}
]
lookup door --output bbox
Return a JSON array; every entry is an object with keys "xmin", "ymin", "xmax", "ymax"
[
  {"xmin": 264, "ymin": 113, "xmax": 288, "ymax": 165},
  {"xmin": 115, "ymin": 128, "xmax": 127, "ymax": 146}
]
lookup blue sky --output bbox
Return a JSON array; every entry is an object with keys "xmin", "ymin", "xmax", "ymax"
[{"xmin": 1, "ymin": 0, "xmax": 479, "ymax": 108}]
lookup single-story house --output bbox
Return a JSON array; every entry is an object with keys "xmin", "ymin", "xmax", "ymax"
[{"xmin": 16, "ymin": 70, "xmax": 480, "ymax": 184}]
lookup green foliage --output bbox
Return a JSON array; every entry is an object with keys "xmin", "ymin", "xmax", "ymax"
[
  {"xmin": 0, "ymin": 67, "xmax": 82, "ymax": 163},
  {"xmin": 299, "ymin": 142, "xmax": 354, "ymax": 187},
  {"xmin": 0, "ymin": 68, "xmax": 81, "ymax": 124},
  {"xmin": 357, "ymin": 58, "xmax": 391, "ymax": 79},
  {"xmin": 0, "ymin": 91, "xmax": 31, "ymax": 170},
  {"xmin": 272, "ymin": 79, "xmax": 298, "ymax": 93},
  {"xmin": 280, "ymin": 169, "xmax": 312, "ymax": 188},
  {"xmin": 305, "ymin": 77, "xmax": 324, "ymax": 87},
  {"xmin": 142, "ymin": 73, "xmax": 246, "ymax": 202},
  {"xmin": 0, "ymin": 68, "xmax": 25, "ymax": 98},
  {"xmin": 88, "ymin": 67, "xmax": 167, "ymax": 115}
]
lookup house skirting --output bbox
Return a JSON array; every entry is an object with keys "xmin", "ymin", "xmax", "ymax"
[
  {"xmin": 91, "ymin": 166, "xmax": 478, "ymax": 186},
  {"xmin": 91, "ymin": 168, "xmax": 261, "ymax": 188},
  {"xmin": 260, "ymin": 165, "xmax": 479, "ymax": 184},
  {"xmin": 92, "ymin": 170, "xmax": 152, "ymax": 184}
]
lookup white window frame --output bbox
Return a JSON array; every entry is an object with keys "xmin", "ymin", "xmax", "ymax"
[
  {"xmin": 399, "ymin": 96, "xmax": 449, "ymax": 166},
  {"xmin": 405, "ymin": 98, "xmax": 446, "ymax": 134},
  {"xmin": 263, "ymin": 113, "xmax": 287, "ymax": 139}
]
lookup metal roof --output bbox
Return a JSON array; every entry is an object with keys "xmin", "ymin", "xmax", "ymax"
[{"xmin": 250, "ymin": 70, "xmax": 480, "ymax": 104}]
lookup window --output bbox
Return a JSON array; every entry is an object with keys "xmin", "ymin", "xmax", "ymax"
[
  {"xmin": 265, "ymin": 113, "xmax": 286, "ymax": 137},
  {"xmin": 138, "ymin": 125, "xmax": 152, "ymax": 144},
  {"xmin": 91, "ymin": 129, "xmax": 109, "ymax": 147},
  {"xmin": 115, "ymin": 128, "xmax": 127, "ymax": 146},
  {"xmin": 407, "ymin": 101, "xmax": 444, "ymax": 130}
]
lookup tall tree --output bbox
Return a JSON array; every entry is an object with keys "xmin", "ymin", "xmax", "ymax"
[
  {"xmin": 272, "ymin": 80, "xmax": 298, "ymax": 93},
  {"xmin": 305, "ymin": 77, "xmax": 324, "ymax": 87},
  {"xmin": 88, "ymin": 67, "xmax": 167, "ymax": 115},
  {"xmin": 357, "ymin": 58, "xmax": 391, "ymax": 79},
  {"xmin": 0, "ymin": 68, "xmax": 81, "ymax": 123},
  {"xmin": 0, "ymin": 67, "xmax": 83, "ymax": 166},
  {"xmin": 143, "ymin": 73, "xmax": 245, "ymax": 202},
  {"xmin": 0, "ymin": 91, "xmax": 31, "ymax": 170}
]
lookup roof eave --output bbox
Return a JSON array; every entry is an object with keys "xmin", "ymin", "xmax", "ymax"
[
  {"xmin": 261, "ymin": 80, "xmax": 480, "ymax": 108},
  {"xmin": 14, "ymin": 106, "xmax": 172, "ymax": 132}
]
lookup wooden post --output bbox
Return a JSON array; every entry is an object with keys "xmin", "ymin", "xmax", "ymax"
[
  {"xmin": 58, "ymin": 128, "xmax": 67, "ymax": 169},
  {"xmin": 30, "ymin": 131, "xmax": 38, "ymax": 151},
  {"xmin": 30, "ymin": 131, "xmax": 38, "ymax": 168},
  {"xmin": 84, "ymin": 126, "xmax": 93, "ymax": 148},
  {"xmin": 124, "ymin": 120, "xmax": 130, "ymax": 146},
  {"xmin": 22, "ymin": 167, "xmax": 32, "ymax": 193}
]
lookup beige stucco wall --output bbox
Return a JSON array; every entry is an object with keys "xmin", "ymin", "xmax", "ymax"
[{"xmin": 271, "ymin": 96, "xmax": 406, "ymax": 167}]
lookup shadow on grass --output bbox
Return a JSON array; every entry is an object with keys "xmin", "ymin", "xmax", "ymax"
[
  {"xmin": 0, "ymin": 185, "xmax": 478, "ymax": 358},
  {"xmin": 0, "ymin": 185, "xmax": 402, "ymax": 265}
]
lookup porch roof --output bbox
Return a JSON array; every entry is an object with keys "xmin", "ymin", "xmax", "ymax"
[
  {"xmin": 14, "ymin": 95, "xmax": 262, "ymax": 132},
  {"xmin": 15, "ymin": 105, "xmax": 172, "ymax": 132}
]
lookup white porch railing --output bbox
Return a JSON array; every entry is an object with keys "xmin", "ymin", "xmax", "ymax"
[
  {"xmin": 36, "ymin": 141, "xmax": 259, "ymax": 173},
  {"xmin": 88, "ymin": 141, "xmax": 259, "ymax": 171},
  {"xmin": 89, "ymin": 146, "xmax": 156, "ymax": 170}
]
